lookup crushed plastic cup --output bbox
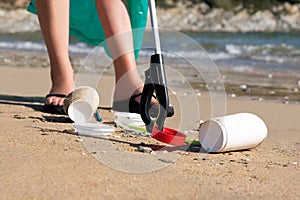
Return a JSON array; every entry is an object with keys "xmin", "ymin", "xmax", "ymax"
[
  {"xmin": 199, "ymin": 113, "xmax": 268, "ymax": 153},
  {"xmin": 113, "ymin": 111, "xmax": 149, "ymax": 135},
  {"xmin": 113, "ymin": 112, "xmax": 142, "ymax": 120},
  {"xmin": 64, "ymin": 86, "xmax": 99, "ymax": 123}
]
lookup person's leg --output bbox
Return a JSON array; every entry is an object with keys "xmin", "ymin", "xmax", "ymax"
[
  {"xmin": 35, "ymin": 0, "xmax": 74, "ymax": 106},
  {"xmin": 95, "ymin": 0, "xmax": 151, "ymax": 103}
]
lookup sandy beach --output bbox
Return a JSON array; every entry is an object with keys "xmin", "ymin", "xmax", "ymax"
[
  {"xmin": 1, "ymin": 1, "xmax": 300, "ymax": 199},
  {"xmin": 0, "ymin": 66, "xmax": 299, "ymax": 199}
]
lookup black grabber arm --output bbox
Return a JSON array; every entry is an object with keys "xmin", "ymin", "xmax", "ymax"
[{"xmin": 140, "ymin": 53, "xmax": 169, "ymax": 133}]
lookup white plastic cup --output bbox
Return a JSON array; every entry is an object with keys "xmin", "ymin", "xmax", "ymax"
[
  {"xmin": 199, "ymin": 113, "xmax": 268, "ymax": 152},
  {"xmin": 63, "ymin": 86, "xmax": 100, "ymax": 123}
]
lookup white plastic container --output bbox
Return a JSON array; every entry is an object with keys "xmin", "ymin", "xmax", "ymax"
[
  {"xmin": 64, "ymin": 86, "xmax": 99, "ymax": 123},
  {"xmin": 199, "ymin": 113, "xmax": 268, "ymax": 152}
]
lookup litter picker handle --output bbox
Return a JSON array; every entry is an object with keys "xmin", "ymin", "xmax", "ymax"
[
  {"xmin": 149, "ymin": 0, "xmax": 162, "ymax": 54},
  {"xmin": 140, "ymin": 0, "xmax": 170, "ymax": 132}
]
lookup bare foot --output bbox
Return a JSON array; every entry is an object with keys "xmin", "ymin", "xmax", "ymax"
[
  {"xmin": 113, "ymin": 69, "xmax": 157, "ymax": 105},
  {"xmin": 46, "ymin": 67, "xmax": 74, "ymax": 106},
  {"xmin": 46, "ymin": 83, "xmax": 74, "ymax": 106}
]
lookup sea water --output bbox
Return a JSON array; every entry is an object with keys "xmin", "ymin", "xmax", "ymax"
[{"xmin": 0, "ymin": 31, "xmax": 299, "ymax": 103}]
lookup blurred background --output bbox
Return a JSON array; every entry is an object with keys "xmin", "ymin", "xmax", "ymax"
[{"xmin": 0, "ymin": 0, "xmax": 300, "ymax": 103}]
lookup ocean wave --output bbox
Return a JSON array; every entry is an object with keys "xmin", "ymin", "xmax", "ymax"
[
  {"xmin": 0, "ymin": 41, "xmax": 46, "ymax": 51},
  {"xmin": 1, "ymin": 40, "xmax": 300, "ymax": 71},
  {"xmin": 3, "ymin": 40, "xmax": 299, "ymax": 61},
  {"xmin": 0, "ymin": 41, "xmax": 96, "ymax": 54},
  {"xmin": 225, "ymin": 43, "xmax": 300, "ymax": 64},
  {"xmin": 138, "ymin": 48, "xmax": 234, "ymax": 62}
]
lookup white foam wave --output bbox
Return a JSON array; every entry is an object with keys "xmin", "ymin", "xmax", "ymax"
[
  {"xmin": 226, "ymin": 43, "xmax": 299, "ymax": 55},
  {"xmin": 0, "ymin": 41, "xmax": 46, "ymax": 51},
  {"xmin": 0, "ymin": 41, "xmax": 95, "ymax": 54},
  {"xmin": 2, "ymin": 41, "xmax": 300, "ymax": 66},
  {"xmin": 225, "ymin": 43, "xmax": 300, "ymax": 63},
  {"xmin": 68, "ymin": 43, "xmax": 93, "ymax": 54},
  {"xmin": 139, "ymin": 49, "xmax": 233, "ymax": 61}
]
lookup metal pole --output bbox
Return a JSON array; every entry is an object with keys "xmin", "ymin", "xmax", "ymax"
[{"xmin": 149, "ymin": 0, "xmax": 162, "ymax": 54}]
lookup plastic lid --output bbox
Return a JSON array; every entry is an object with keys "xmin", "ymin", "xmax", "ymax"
[
  {"xmin": 73, "ymin": 123, "xmax": 114, "ymax": 136},
  {"xmin": 152, "ymin": 127, "xmax": 186, "ymax": 146},
  {"xmin": 199, "ymin": 120, "xmax": 226, "ymax": 152}
]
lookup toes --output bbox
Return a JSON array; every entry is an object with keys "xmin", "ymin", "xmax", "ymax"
[
  {"xmin": 46, "ymin": 96, "xmax": 65, "ymax": 106},
  {"xmin": 50, "ymin": 97, "xmax": 59, "ymax": 106},
  {"xmin": 57, "ymin": 97, "xmax": 65, "ymax": 106},
  {"xmin": 46, "ymin": 97, "xmax": 53, "ymax": 105}
]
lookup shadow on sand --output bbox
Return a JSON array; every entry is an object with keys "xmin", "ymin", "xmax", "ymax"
[
  {"xmin": 0, "ymin": 94, "xmax": 44, "ymax": 111},
  {"xmin": 0, "ymin": 94, "xmax": 72, "ymax": 123}
]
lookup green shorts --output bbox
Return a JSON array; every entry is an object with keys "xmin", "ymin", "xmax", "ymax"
[{"xmin": 27, "ymin": 0, "xmax": 148, "ymax": 59}]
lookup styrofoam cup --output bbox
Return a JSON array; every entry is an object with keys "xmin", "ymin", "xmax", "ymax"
[
  {"xmin": 199, "ymin": 113, "xmax": 268, "ymax": 152},
  {"xmin": 63, "ymin": 86, "xmax": 99, "ymax": 123}
]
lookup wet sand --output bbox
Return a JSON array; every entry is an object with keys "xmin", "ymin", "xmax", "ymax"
[{"xmin": 0, "ymin": 66, "xmax": 299, "ymax": 199}]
